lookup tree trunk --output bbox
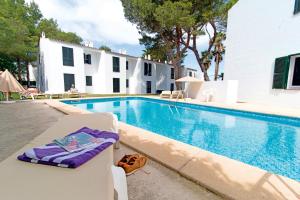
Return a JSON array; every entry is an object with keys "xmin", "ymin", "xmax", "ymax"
[
  {"xmin": 173, "ymin": 58, "xmax": 182, "ymax": 90},
  {"xmin": 192, "ymin": 48, "xmax": 210, "ymax": 81},
  {"xmin": 203, "ymin": 71, "xmax": 210, "ymax": 82},
  {"xmin": 214, "ymin": 58, "xmax": 220, "ymax": 81},
  {"xmin": 17, "ymin": 58, "xmax": 22, "ymax": 82},
  {"xmin": 26, "ymin": 61, "xmax": 30, "ymax": 87}
]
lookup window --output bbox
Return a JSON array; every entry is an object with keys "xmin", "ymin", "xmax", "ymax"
[
  {"xmin": 126, "ymin": 61, "xmax": 129, "ymax": 70},
  {"xmin": 113, "ymin": 78, "xmax": 120, "ymax": 93},
  {"xmin": 146, "ymin": 81, "xmax": 151, "ymax": 93},
  {"xmin": 86, "ymin": 76, "xmax": 92, "ymax": 86},
  {"xmin": 144, "ymin": 63, "xmax": 152, "ymax": 76},
  {"xmin": 113, "ymin": 57, "xmax": 120, "ymax": 72},
  {"xmin": 291, "ymin": 57, "xmax": 300, "ymax": 86},
  {"xmin": 189, "ymin": 71, "xmax": 193, "ymax": 77},
  {"xmin": 170, "ymin": 83, "xmax": 174, "ymax": 91},
  {"xmin": 63, "ymin": 74, "xmax": 75, "ymax": 91},
  {"xmin": 126, "ymin": 79, "xmax": 129, "ymax": 88},
  {"xmin": 273, "ymin": 55, "xmax": 300, "ymax": 89},
  {"xmin": 84, "ymin": 54, "xmax": 91, "ymax": 64},
  {"xmin": 62, "ymin": 47, "xmax": 74, "ymax": 66},
  {"xmin": 171, "ymin": 68, "xmax": 174, "ymax": 79},
  {"xmin": 294, "ymin": 0, "xmax": 300, "ymax": 14}
]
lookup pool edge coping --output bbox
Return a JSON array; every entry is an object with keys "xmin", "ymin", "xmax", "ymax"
[
  {"xmin": 60, "ymin": 95, "xmax": 300, "ymax": 119},
  {"xmin": 43, "ymin": 98, "xmax": 300, "ymax": 200}
]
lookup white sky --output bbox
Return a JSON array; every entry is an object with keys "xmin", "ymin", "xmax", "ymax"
[{"xmin": 27, "ymin": 0, "xmax": 141, "ymax": 45}]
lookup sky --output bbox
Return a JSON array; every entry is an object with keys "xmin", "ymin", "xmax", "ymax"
[{"xmin": 26, "ymin": 0, "xmax": 224, "ymax": 77}]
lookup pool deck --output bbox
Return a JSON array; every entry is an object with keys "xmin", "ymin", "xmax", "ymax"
[
  {"xmin": 44, "ymin": 97, "xmax": 300, "ymax": 200},
  {"xmin": 0, "ymin": 101, "xmax": 222, "ymax": 200}
]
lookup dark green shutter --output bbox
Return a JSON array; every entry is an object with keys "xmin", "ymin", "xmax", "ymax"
[
  {"xmin": 69, "ymin": 48, "xmax": 74, "ymax": 66},
  {"xmin": 294, "ymin": 0, "xmax": 300, "ymax": 14},
  {"xmin": 113, "ymin": 57, "xmax": 120, "ymax": 72},
  {"xmin": 144, "ymin": 63, "xmax": 148, "ymax": 75},
  {"xmin": 62, "ymin": 47, "xmax": 67, "ymax": 65},
  {"xmin": 272, "ymin": 56, "xmax": 290, "ymax": 89},
  {"xmin": 149, "ymin": 63, "xmax": 152, "ymax": 76},
  {"xmin": 113, "ymin": 78, "xmax": 120, "ymax": 93},
  {"xmin": 62, "ymin": 47, "xmax": 74, "ymax": 66}
]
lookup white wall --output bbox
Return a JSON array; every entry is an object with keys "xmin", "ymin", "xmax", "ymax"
[
  {"xmin": 127, "ymin": 57, "xmax": 140, "ymax": 94},
  {"xmin": 156, "ymin": 63, "xmax": 175, "ymax": 91},
  {"xmin": 101, "ymin": 52, "xmax": 127, "ymax": 94},
  {"xmin": 186, "ymin": 80, "xmax": 238, "ymax": 103},
  {"xmin": 224, "ymin": 0, "xmax": 300, "ymax": 108},
  {"xmin": 84, "ymin": 49, "xmax": 100, "ymax": 93},
  {"xmin": 40, "ymin": 38, "xmax": 85, "ymax": 93},
  {"xmin": 140, "ymin": 60, "xmax": 157, "ymax": 94},
  {"xmin": 39, "ymin": 38, "xmax": 184, "ymax": 95}
]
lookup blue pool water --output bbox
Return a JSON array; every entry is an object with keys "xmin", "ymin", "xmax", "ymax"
[{"xmin": 63, "ymin": 97, "xmax": 300, "ymax": 182}]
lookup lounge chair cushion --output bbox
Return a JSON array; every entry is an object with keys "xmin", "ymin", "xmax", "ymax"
[{"xmin": 161, "ymin": 91, "xmax": 171, "ymax": 95}]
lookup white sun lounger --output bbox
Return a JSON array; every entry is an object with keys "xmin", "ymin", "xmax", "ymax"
[
  {"xmin": 160, "ymin": 91, "xmax": 172, "ymax": 98},
  {"xmin": 0, "ymin": 113, "xmax": 120, "ymax": 200},
  {"xmin": 111, "ymin": 165, "xmax": 128, "ymax": 200},
  {"xmin": 170, "ymin": 90, "xmax": 184, "ymax": 99}
]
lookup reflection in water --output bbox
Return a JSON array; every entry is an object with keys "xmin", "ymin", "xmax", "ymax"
[
  {"xmin": 265, "ymin": 123, "xmax": 296, "ymax": 161},
  {"xmin": 225, "ymin": 115, "xmax": 236, "ymax": 128},
  {"xmin": 86, "ymin": 103, "xmax": 94, "ymax": 110},
  {"xmin": 67, "ymin": 98, "xmax": 300, "ymax": 182},
  {"xmin": 113, "ymin": 101, "xmax": 120, "ymax": 107},
  {"xmin": 201, "ymin": 120, "xmax": 220, "ymax": 150}
]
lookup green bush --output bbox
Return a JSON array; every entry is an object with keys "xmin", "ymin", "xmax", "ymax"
[{"xmin": 0, "ymin": 92, "xmax": 20, "ymax": 101}]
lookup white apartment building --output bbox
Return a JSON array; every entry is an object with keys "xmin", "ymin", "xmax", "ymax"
[
  {"xmin": 223, "ymin": 0, "xmax": 300, "ymax": 107},
  {"xmin": 38, "ymin": 36, "xmax": 183, "ymax": 94}
]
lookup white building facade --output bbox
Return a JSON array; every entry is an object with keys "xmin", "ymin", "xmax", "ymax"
[
  {"xmin": 38, "ymin": 37, "xmax": 180, "ymax": 94},
  {"xmin": 224, "ymin": 0, "xmax": 300, "ymax": 108}
]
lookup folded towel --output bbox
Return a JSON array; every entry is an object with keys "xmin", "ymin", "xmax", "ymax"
[
  {"xmin": 54, "ymin": 132, "xmax": 105, "ymax": 152},
  {"xmin": 17, "ymin": 127, "xmax": 119, "ymax": 168}
]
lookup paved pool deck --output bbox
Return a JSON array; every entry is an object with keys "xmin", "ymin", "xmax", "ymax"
[
  {"xmin": 0, "ymin": 101, "xmax": 65, "ymax": 162},
  {"xmin": 0, "ymin": 101, "xmax": 221, "ymax": 200},
  {"xmin": 43, "ymin": 96, "xmax": 300, "ymax": 200}
]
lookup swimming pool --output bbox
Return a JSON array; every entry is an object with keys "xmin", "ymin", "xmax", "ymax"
[{"xmin": 62, "ymin": 97, "xmax": 300, "ymax": 182}]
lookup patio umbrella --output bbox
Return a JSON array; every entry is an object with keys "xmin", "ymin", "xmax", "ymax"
[
  {"xmin": 0, "ymin": 69, "xmax": 25, "ymax": 101},
  {"xmin": 175, "ymin": 76, "xmax": 203, "ymax": 98},
  {"xmin": 175, "ymin": 76, "xmax": 203, "ymax": 83}
]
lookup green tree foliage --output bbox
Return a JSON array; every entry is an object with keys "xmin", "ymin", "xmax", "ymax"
[
  {"xmin": 121, "ymin": 0, "xmax": 238, "ymax": 81},
  {"xmin": 0, "ymin": 0, "xmax": 82, "ymax": 84},
  {"xmin": 201, "ymin": 50, "xmax": 213, "ymax": 71},
  {"xmin": 121, "ymin": 0, "xmax": 189, "ymax": 82},
  {"xmin": 99, "ymin": 45, "xmax": 112, "ymax": 52},
  {"xmin": 37, "ymin": 19, "xmax": 82, "ymax": 44},
  {"xmin": 140, "ymin": 34, "xmax": 172, "ymax": 62},
  {"xmin": 0, "ymin": 0, "xmax": 39, "ymax": 81},
  {"xmin": 0, "ymin": 53, "xmax": 17, "ymax": 74}
]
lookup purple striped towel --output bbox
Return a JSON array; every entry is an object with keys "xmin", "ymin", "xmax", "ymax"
[{"xmin": 17, "ymin": 127, "xmax": 119, "ymax": 168}]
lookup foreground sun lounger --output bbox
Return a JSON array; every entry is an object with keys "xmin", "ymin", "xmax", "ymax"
[
  {"xmin": 0, "ymin": 113, "xmax": 118, "ymax": 200},
  {"xmin": 112, "ymin": 165, "xmax": 128, "ymax": 200}
]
